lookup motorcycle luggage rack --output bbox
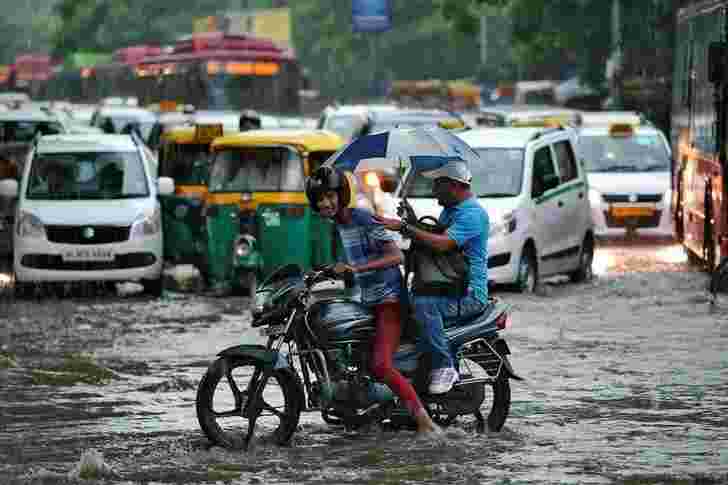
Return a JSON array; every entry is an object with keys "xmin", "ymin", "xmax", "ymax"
[{"xmin": 458, "ymin": 338, "xmax": 504, "ymax": 380}]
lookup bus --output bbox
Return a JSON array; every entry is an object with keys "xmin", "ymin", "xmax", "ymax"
[
  {"xmin": 672, "ymin": 0, "xmax": 728, "ymax": 270},
  {"xmin": 134, "ymin": 32, "xmax": 302, "ymax": 114},
  {"xmin": 12, "ymin": 54, "xmax": 52, "ymax": 98}
]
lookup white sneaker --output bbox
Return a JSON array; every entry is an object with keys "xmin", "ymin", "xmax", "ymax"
[{"xmin": 428, "ymin": 367, "xmax": 459, "ymax": 394}]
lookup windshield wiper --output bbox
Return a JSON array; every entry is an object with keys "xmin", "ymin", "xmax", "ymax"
[
  {"xmin": 480, "ymin": 192, "xmax": 518, "ymax": 198},
  {"xmin": 593, "ymin": 164, "xmax": 638, "ymax": 172},
  {"xmin": 642, "ymin": 164, "xmax": 669, "ymax": 172}
]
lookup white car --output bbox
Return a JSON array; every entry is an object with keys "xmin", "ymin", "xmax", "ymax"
[
  {"xmin": 402, "ymin": 126, "xmax": 594, "ymax": 292},
  {"xmin": 577, "ymin": 112, "xmax": 673, "ymax": 239},
  {"xmin": 0, "ymin": 134, "xmax": 174, "ymax": 296}
]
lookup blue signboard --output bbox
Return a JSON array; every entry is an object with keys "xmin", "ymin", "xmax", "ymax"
[{"xmin": 352, "ymin": 0, "xmax": 391, "ymax": 33}]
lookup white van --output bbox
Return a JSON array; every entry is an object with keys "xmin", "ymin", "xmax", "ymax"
[
  {"xmin": 0, "ymin": 134, "xmax": 174, "ymax": 296},
  {"xmin": 402, "ymin": 126, "xmax": 594, "ymax": 292}
]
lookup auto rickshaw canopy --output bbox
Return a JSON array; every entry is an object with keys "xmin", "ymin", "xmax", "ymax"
[{"xmin": 211, "ymin": 129, "xmax": 344, "ymax": 154}]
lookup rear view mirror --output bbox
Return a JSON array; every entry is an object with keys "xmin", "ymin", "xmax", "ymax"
[
  {"xmin": 709, "ymin": 41, "xmax": 728, "ymax": 83},
  {"xmin": 0, "ymin": 178, "xmax": 18, "ymax": 198}
]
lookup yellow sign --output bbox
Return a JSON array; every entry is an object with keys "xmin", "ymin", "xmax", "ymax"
[
  {"xmin": 159, "ymin": 100, "xmax": 178, "ymax": 113},
  {"xmin": 610, "ymin": 206, "xmax": 655, "ymax": 218},
  {"xmin": 196, "ymin": 124, "xmax": 224, "ymax": 143}
]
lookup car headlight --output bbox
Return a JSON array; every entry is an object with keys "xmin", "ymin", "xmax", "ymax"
[
  {"xmin": 16, "ymin": 211, "xmax": 46, "ymax": 239},
  {"xmin": 589, "ymin": 188, "xmax": 603, "ymax": 206},
  {"xmin": 235, "ymin": 235, "xmax": 256, "ymax": 257},
  {"xmin": 130, "ymin": 207, "xmax": 161, "ymax": 239},
  {"xmin": 489, "ymin": 212, "xmax": 517, "ymax": 237}
]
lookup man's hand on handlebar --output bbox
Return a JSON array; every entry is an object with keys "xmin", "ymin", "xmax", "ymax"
[{"xmin": 332, "ymin": 262, "xmax": 355, "ymax": 275}]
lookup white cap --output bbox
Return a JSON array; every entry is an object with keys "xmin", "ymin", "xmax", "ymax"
[{"xmin": 422, "ymin": 160, "xmax": 472, "ymax": 185}]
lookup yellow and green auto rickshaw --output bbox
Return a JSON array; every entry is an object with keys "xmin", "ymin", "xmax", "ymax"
[{"xmin": 162, "ymin": 128, "xmax": 345, "ymax": 296}]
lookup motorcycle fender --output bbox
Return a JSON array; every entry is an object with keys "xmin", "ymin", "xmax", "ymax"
[
  {"xmin": 492, "ymin": 338, "xmax": 524, "ymax": 381},
  {"xmin": 217, "ymin": 344, "xmax": 289, "ymax": 370}
]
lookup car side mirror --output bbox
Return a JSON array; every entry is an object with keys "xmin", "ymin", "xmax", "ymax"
[
  {"xmin": 0, "ymin": 178, "xmax": 18, "ymax": 198},
  {"xmin": 157, "ymin": 176, "xmax": 175, "ymax": 195}
]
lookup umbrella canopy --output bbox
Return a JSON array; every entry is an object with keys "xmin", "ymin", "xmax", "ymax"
[{"xmin": 328, "ymin": 126, "xmax": 480, "ymax": 175}]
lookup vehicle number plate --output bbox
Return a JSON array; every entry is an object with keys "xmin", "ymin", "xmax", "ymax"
[
  {"xmin": 62, "ymin": 248, "xmax": 114, "ymax": 262},
  {"xmin": 610, "ymin": 206, "xmax": 655, "ymax": 218},
  {"xmin": 259, "ymin": 325, "xmax": 286, "ymax": 337}
]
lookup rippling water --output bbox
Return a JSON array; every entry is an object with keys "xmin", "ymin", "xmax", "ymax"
[{"xmin": 1, "ymin": 243, "xmax": 727, "ymax": 484}]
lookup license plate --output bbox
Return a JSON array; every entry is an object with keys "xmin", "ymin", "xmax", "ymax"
[
  {"xmin": 610, "ymin": 206, "xmax": 655, "ymax": 218},
  {"xmin": 259, "ymin": 325, "xmax": 286, "ymax": 337},
  {"xmin": 62, "ymin": 248, "xmax": 114, "ymax": 262}
]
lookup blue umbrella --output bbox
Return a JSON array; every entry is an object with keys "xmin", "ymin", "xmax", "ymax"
[{"xmin": 329, "ymin": 126, "xmax": 480, "ymax": 174}]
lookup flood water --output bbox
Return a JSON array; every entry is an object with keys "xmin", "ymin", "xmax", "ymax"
[{"xmin": 1, "ymin": 240, "xmax": 727, "ymax": 485}]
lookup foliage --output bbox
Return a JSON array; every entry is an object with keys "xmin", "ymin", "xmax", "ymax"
[{"xmin": 291, "ymin": 0, "xmax": 482, "ymax": 100}]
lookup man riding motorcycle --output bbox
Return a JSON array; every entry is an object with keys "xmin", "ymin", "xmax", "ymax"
[{"xmin": 377, "ymin": 160, "xmax": 490, "ymax": 394}]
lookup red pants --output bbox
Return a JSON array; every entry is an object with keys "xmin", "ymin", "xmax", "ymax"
[{"xmin": 371, "ymin": 302, "xmax": 426, "ymax": 417}]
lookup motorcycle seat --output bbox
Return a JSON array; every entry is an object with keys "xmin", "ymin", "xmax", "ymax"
[{"xmin": 443, "ymin": 301, "xmax": 495, "ymax": 328}]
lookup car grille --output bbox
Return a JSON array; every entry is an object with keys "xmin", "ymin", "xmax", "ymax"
[
  {"xmin": 604, "ymin": 210, "xmax": 662, "ymax": 228},
  {"xmin": 21, "ymin": 252, "xmax": 156, "ymax": 270},
  {"xmin": 602, "ymin": 193, "xmax": 662, "ymax": 203},
  {"xmin": 45, "ymin": 225, "xmax": 130, "ymax": 245}
]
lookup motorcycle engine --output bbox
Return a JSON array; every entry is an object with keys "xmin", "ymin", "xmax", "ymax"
[{"xmin": 329, "ymin": 376, "xmax": 394, "ymax": 408}]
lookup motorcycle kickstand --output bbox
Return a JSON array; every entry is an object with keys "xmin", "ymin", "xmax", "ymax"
[
  {"xmin": 474, "ymin": 410, "xmax": 486, "ymax": 433},
  {"xmin": 243, "ymin": 370, "xmax": 272, "ymax": 450}
]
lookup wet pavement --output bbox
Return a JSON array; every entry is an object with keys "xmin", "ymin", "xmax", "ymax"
[{"xmin": 0, "ymin": 240, "xmax": 727, "ymax": 485}]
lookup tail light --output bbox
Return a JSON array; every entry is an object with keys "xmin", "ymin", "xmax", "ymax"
[
  {"xmin": 495, "ymin": 312, "xmax": 509, "ymax": 330},
  {"xmin": 285, "ymin": 206, "xmax": 306, "ymax": 217}
]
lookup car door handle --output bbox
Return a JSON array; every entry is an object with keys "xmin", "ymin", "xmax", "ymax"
[{"xmin": 558, "ymin": 201, "xmax": 564, "ymax": 207}]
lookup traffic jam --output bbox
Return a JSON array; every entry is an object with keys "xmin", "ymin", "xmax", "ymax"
[{"xmin": 0, "ymin": 1, "xmax": 726, "ymax": 484}]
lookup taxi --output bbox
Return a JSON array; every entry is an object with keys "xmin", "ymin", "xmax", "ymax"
[{"xmin": 577, "ymin": 112, "xmax": 673, "ymax": 239}]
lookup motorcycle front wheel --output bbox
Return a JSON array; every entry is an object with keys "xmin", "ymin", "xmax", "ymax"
[{"xmin": 196, "ymin": 357, "xmax": 303, "ymax": 448}]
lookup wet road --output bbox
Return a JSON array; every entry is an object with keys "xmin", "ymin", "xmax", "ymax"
[{"xmin": 1, "ymin": 240, "xmax": 727, "ymax": 485}]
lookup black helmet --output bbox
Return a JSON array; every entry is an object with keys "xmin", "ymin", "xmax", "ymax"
[{"xmin": 305, "ymin": 166, "xmax": 350, "ymax": 213}]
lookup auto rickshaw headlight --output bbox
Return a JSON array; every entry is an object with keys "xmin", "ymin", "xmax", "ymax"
[
  {"xmin": 16, "ymin": 211, "xmax": 46, "ymax": 239},
  {"xmin": 130, "ymin": 207, "xmax": 162, "ymax": 239},
  {"xmin": 235, "ymin": 235, "xmax": 256, "ymax": 257}
]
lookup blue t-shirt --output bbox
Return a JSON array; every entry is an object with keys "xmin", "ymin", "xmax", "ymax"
[
  {"xmin": 337, "ymin": 208, "xmax": 402, "ymax": 306},
  {"xmin": 439, "ymin": 197, "xmax": 489, "ymax": 303}
]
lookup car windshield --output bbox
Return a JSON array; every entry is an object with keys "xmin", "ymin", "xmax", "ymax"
[
  {"xmin": 370, "ymin": 116, "xmax": 457, "ymax": 132},
  {"xmin": 26, "ymin": 151, "xmax": 149, "ymax": 200},
  {"xmin": 579, "ymin": 134, "xmax": 670, "ymax": 172},
  {"xmin": 408, "ymin": 148, "xmax": 524, "ymax": 198},
  {"xmin": 159, "ymin": 143, "xmax": 210, "ymax": 185},
  {"xmin": 0, "ymin": 120, "xmax": 64, "ymax": 142},
  {"xmin": 209, "ymin": 147, "xmax": 304, "ymax": 193}
]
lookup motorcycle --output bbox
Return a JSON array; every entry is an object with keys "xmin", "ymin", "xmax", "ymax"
[{"xmin": 195, "ymin": 262, "xmax": 522, "ymax": 450}]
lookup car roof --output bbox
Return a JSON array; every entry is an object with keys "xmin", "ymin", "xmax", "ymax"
[
  {"xmin": 324, "ymin": 104, "xmax": 400, "ymax": 116},
  {"xmin": 458, "ymin": 127, "xmax": 563, "ymax": 149},
  {"xmin": 0, "ymin": 110, "xmax": 59, "ymax": 122},
  {"xmin": 95, "ymin": 106, "xmax": 157, "ymax": 120},
  {"xmin": 36, "ymin": 134, "xmax": 138, "ymax": 153},
  {"xmin": 578, "ymin": 125, "xmax": 662, "ymax": 137},
  {"xmin": 212, "ymin": 129, "xmax": 344, "ymax": 152}
]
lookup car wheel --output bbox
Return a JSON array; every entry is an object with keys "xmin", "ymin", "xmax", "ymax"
[
  {"xmin": 570, "ymin": 235, "xmax": 594, "ymax": 283},
  {"xmin": 515, "ymin": 246, "xmax": 538, "ymax": 293},
  {"xmin": 142, "ymin": 276, "xmax": 163, "ymax": 298}
]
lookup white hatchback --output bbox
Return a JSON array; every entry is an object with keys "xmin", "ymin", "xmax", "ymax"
[
  {"xmin": 0, "ymin": 134, "xmax": 174, "ymax": 296},
  {"xmin": 577, "ymin": 113, "xmax": 673, "ymax": 239},
  {"xmin": 403, "ymin": 126, "xmax": 594, "ymax": 292}
]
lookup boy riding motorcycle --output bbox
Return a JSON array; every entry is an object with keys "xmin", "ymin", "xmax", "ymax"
[{"xmin": 304, "ymin": 166, "xmax": 439, "ymax": 434}]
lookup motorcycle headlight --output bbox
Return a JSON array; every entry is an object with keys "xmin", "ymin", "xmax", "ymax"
[
  {"xmin": 589, "ymin": 188, "xmax": 603, "ymax": 207},
  {"xmin": 130, "ymin": 207, "xmax": 161, "ymax": 240},
  {"xmin": 235, "ymin": 235, "xmax": 256, "ymax": 257},
  {"xmin": 16, "ymin": 211, "xmax": 46, "ymax": 239},
  {"xmin": 489, "ymin": 212, "xmax": 517, "ymax": 237}
]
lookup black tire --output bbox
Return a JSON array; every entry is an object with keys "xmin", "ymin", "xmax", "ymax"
[
  {"xmin": 487, "ymin": 371, "xmax": 511, "ymax": 432},
  {"xmin": 569, "ymin": 235, "xmax": 594, "ymax": 283},
  {"xmin": 515, "ymin": 246, "xmax": 538, "ymax": 293},
  {"xmin": 142, "ymin": 276, "xmax": 163, "ymax": 298},
  {"xmin": 196, "ymin": 357, "xmax": 303, "ymax": 448}
]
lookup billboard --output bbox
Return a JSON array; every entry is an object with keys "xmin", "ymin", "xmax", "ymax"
[
  {"xmin": 195, "ymin": 9, "xmax": 291, "ymax": 48},
  {"xmin": 352, "ymin": 0, "xmax": 392, "ymax": 33}
]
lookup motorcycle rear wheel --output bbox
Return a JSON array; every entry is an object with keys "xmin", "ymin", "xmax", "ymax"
[
  {"xmin": 459, "ymin": 358, "xmax": 511, "ymax": 432},
  {"xmin": 196, "ymin": 357, "xmax": 303, "ymax": 448}
]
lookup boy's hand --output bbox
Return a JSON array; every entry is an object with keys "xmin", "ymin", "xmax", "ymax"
[
  {"xmin": 373, "ymin": 215, "xmax": 402, "ymax": 232},
  {"xmin": 333, "ymin": 262, "xmax": 355, "ymax": 275}
]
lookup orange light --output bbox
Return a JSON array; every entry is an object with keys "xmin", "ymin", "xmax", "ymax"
[
  {"xmin": 364, "ymin": 172, "xmax": 380, "ymax": 189},
  {"xmin": 609, "ymin": 123, "xmax": 635, "ymax": 137},
  {"xmin": 81, "ymin": 68, "xmax": 93, "ymax": 79},
  {"xmin": 254, "ymin": 62, "xmax": 280, "ymax": 76},
  {"xmin": 159, "ymin": 100, "xmax": 178, "ymax": 113},
  {"xmin": 226, "ymin": 62, "xmax": 254, "ymax": 76},
  {"xmin": 207, "ymin": 61, "xmax": 222, "ymax": 75}
]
